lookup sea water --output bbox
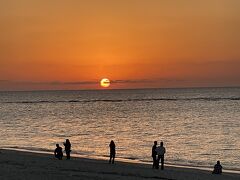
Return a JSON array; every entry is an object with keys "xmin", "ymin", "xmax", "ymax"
[{"xmin": 0, "ymin": 87, "xmax": 239, "ymax": 171}]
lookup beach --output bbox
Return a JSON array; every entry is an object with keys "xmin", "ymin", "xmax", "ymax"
[{"xmin": 0, "ymin": 149, "xmax": 239, "ymax": 180}]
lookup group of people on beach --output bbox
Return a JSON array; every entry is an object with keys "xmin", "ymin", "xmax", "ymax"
[
  {"xmin": 54, "ymin": 139, "xmax": 71, "ymax": 160},
  {"xmin": 54, "ymin": 139, "xmax": 116, "ymax": 164},
  {"xmin": 54, "ymin": 139, "xmax": 222, "ymax": 175}
]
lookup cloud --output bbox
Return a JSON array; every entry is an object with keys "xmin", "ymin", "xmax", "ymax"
[
  {"xmin": 0, "ymin": 80, "xmax": 98, "ymax": 85},
  {"xmin": 47, "ymin": 81, "xmax": 98, "ymax": 85},
  {"xmin": 0, "ymin": 78, "xmax": 186, "ymax": 86},
  {"xmin": 111, "ymin": 79, "xmax": 153, "ymax": 84},
  {"xmin": 111, "ymin": 78, "xmax": 186, "ymax": 84}
]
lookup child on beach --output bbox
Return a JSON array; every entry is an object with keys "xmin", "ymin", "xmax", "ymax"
[{"xmin": 54, "ymin": 144, "xmax": 63, "ymax": 160}]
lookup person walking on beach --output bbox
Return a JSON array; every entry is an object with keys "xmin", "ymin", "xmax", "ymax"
[
  {"xmin": 54, "ymin": 144, "xmax": 63, "ymax": 160},
  {"xmin": 152, "ymin": 141, "xmax": 158, "ymax": 169},
  {"xmin": 63, "ymin": 139, "xmax": 71, "ymax": 160},
  {"xmin": 212, "ymin": 160, "xmax": 222, "ymax": 174},
  {"xmin": 109, "ymin": 140, "xmax": 116, "ymax": 164},
  {"xmin": 155, "ymin": 141, "xmax": 166, "ymax": 170}
]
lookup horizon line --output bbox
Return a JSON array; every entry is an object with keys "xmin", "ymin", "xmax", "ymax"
[{"xmin": 0, "ymin": 86, "xmax": 239, "ymax": 93}]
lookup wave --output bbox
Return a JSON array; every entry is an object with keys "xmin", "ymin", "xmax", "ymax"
[{"xmin": 2, "ymin": 97, "xmax": 240, "ymax": 104}]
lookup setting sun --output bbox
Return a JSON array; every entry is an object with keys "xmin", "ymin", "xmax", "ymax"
[
  {"xmin": 0, "ymin": 1, "xmax": 239, "ymax": 179},
  {"xmin": 100, "ymin": 78, "xmax": 110, "ymax": 88}
]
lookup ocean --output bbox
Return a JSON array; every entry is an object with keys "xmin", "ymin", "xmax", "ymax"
[{"xmin": 0, "ymin": 87, "xmax": 239, "ymax": 171}]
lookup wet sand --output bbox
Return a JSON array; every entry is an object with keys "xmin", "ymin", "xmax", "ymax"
[{"xmin": 0, "ymin": 149, "xmax": 239, "ymax": 180}]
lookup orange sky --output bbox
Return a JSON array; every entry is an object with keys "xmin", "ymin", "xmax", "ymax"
[{"xmin": 0, "ymin": 0, "xmax": 240, "ymax": 90}]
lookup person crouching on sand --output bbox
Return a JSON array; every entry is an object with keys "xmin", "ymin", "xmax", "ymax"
[
  {"xmin": 54, "ymin": 144, "xmax": 63, "ymax": 160},
  {"xmin": 109, "ymin": 140, "xmax": 116, "ymax": 164},
  {"xmin": 63, "ymin": 139, "xmax": 71, "ymax": 160},
  {"xmin": 155, "ymin": 141, "xmax": 166, "ymax": 170},
  {"xmin": 212, "ymin": 160, "xmax": 222, "ymax": 174}
]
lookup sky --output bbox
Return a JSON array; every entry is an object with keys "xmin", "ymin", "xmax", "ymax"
[{"xmin": 0, "ymin": 0, "xmax": 240, "ymax": 90}]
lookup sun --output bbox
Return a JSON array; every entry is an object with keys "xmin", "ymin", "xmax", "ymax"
[{"xmin": 100, "ymin": 78, "xmax": 111, "ymax": 88}]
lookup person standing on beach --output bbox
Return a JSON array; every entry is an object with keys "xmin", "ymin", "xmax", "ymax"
[
  {"xmin": 54, "ymin": 144, "xmax": 63, "ymax": 160},
  {"xmin": 212, "ymin": 161, "xmax": 222, "ymax": 174},
  {"xmin": 155, "ymin": 141, "xmax": 166, "ymax": 170},
  {"xmin": 109, "ymin": 140, "xmax": 116, "ymax": 164},
  {"xmin": 152, "ymin": 141, "xmax": 158, "ymax": 169},
  {"xmin": 63, "ymin": 139, "xmax": 71, "ymax": 160}
]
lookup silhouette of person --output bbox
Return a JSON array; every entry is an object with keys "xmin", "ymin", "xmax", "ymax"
[
  {"xmin": 212, "ymin": 161, "xmax": 222, "ymax": 174},
  {"xmin": 54, "ymin": 144, "xmax": 63, "ymax": 160},
  {"xmin": 152, "ymin": 141, "xmax": 158, "ymax": 169},
  {"xmin": 63, "ymin": 139, "xmax": 71, "ymax": 160},
  {"xmin": 109, "ymin": 140, "xmax": 116, "ymax": 164},
  {"xmin": 155, "ymin": 141, "xmax": 166, "ymax": 170}
]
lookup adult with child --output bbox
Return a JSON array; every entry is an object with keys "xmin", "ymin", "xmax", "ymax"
[{"xmin": 155, "ymin": 141, "xmax": 166, "ymax": 170}]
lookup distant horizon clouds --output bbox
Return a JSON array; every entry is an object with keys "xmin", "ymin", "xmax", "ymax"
[{"xmin": 0, "ymin": 77, "xmax": 239, "ymax": 91}]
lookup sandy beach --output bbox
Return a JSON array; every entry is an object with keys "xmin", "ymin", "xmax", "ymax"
[{"xmin": 0, "ymin": 149, "xmax": 239, "ymax": 180}]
